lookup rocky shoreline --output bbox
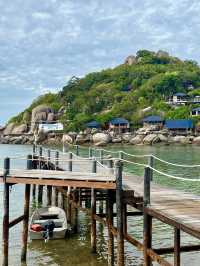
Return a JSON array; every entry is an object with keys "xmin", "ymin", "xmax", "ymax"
[{"xmin": 1, "ymin": 129, "xmax": 200, "ymax": 146}]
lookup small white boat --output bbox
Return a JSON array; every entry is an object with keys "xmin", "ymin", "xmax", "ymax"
[{"xmin": 29, "ymin": 206, "xmax": 68, "ymax": 240}]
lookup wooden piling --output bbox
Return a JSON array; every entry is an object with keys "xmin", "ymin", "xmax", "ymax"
[
  {"xmin": 68, "ymin": 152, "xmax": 72, "ymax": 172},
  {"xmin": 21, "ymin": 185, "xmax": 30, "ymax": 262},
  {"xmin": 143, "ymin": 167, "xmax": 152, "ymax": 266},
  {"xmin": 2, "ymin": 157, "xmax": 10, "ymax": 266},
  {"xmin": 54, "ymin": 187, "xmax": 58, "ymax": 206},
  {"xmin": 99, "ymin": 149, "xmax": 103, "ymax": 164},
  {"xmin": 76, "ymin": 145, "xmax": 79, "ymax": 156},
  {"xmin": 67, "ymin": 187, "xmax": 72, "ymax": 224},
  {"xmin": 174, "ymin": 228, "xmax": 181, "ymax": 266},
  {"xmin": 91, "ymin": 160, "xmax": 97, "ymax": 253},
  {"xmin": 38, "ymin": 185, "xmax": 43, "ymax": 205},
  {"xmin": 55, "ymin": 151, "xmax": 59, "ymax": 170},
  {"xmin": 107, "ymin": 190, "xmax": 114, "ymax": 266},
  {"xmin": 148, "ymin": 155, "xmax": 154, "ymax": 181},
  {"xmin": 32, "ymin": 184, "xmax": 36, "ymax": 199},
  {"xmin": 47, "ymin": 185, "xmax": 52, "ymax": 206},
  {"xmin": 115, "ymin": 160, "xmax": 124, "ymax": 266},
  {"xmin": 21, "ymin": 155, "xmax": 32, "ymax": 262},
  {"xmin": 89, "ymin": 147, "xmax": 93, "ymax": 158}
]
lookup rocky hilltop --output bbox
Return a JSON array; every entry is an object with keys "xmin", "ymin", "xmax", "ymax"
[{"xmin": 2, "ymin": 49, "xmax": 200, "ymax": 146}]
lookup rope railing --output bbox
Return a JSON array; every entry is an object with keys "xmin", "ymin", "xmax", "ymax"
[
  {"xmin": 64, "ymin": 142, "xmax": 200, "ymax": 168},
  {"xmin": 2, "ymin": 144, "xmax": 200, "ymax": 183}
]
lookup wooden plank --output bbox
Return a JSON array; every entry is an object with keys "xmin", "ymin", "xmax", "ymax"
[
  {"xmin": 5, "ymin": 177, "xmax": 116, "ymax": 189},
  {"xmin": 9, "ymin": 215, "xmax": 25, "ymax": 228}
]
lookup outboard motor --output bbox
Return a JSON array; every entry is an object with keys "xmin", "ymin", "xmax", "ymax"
[{"xmin": 42, "ymin": 220, "xmax": 55, "ymax": 242}]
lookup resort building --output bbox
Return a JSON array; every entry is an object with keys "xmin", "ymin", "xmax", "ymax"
[
  {"xmin": 191, "ymin": 107, "xmax": 200, "ymax": 116},
  {"xmin": 167, "ymin": 93, "xmax": 189, "ymax": 105},
  {"xmin": 38, "ymin": 122, "xmax": 64, "ymax": 132},
  {"xmin": 142, "ymin": 115, "xmax": 164, "ymax": 129},
  {"xmin": 109, "ymin": 118, "xmax": 130, "ymax": 133},
  {"xmin": 164, "ymin": 119, "xmax": 194, "ymax": 135},
  {"xmin": 86, "ymin": 121, "xmax": 101, "ymax": 129},
  {"xmin": 166, "ymin": 93, "xmax": 200, "ymax": 105}
]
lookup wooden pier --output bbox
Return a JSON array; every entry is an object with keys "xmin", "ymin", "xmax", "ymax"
[{"xmin": 1, "ymin": 145, "xmax": 200, "ymax": 266}]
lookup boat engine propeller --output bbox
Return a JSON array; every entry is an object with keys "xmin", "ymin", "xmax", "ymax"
[{"xmin": 42, "ymin": 220, "xmax": 55, "ymax": 242}]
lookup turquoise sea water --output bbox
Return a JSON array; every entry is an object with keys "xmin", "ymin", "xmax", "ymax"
[{"xmin": 0, "ymin": 144, "xmax": 200, "ymax": 265}]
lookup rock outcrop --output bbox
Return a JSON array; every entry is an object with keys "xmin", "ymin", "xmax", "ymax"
[
  {"xmin": 193, "ymin": 136, "xmax": 200, "ymax": 145},
  {"xmin": 92, "ymin": 133, "xmax": 111, "ymax": 146},
  {"xmin": 31, "ymin": 105, "xmax": 53, "ymax": 132},
  {"xmin": 62, "ymin": 134, "xmax": 74, "ymax": 144},
  {"xmin": 143, "ymin": 134, "xmax": 161, "ymax": 145},
  {"xmin": 12, "ymin": 124, "xmax": 28, "ymax": 134},
  {"xmin": 124, "ymin": 55, "xmax": 137, "ymax": 66},
  {"xmin": 4, "ymin": 123, "xmax": 16, "ymax": 135},
  {"xmin": 130, "ymin": 135, "xmax": 144, "ymax": 145}
]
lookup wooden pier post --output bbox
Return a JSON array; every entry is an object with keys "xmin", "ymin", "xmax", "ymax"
[
  {"xmin": 39, "ymin": 146, "xmax": 43, "ymax": 157},
  {"xmin": 32, "ymin": 184, "xmax": 36, "ymax": 199},
  {"xmin": 47, "ymin": 149, "xmax": 51, "ymax": 167},
  {"xmin": 33, "ymin": 143, "xmax": 36, "ymax": 154},
  {"xmin": 38, "ymin": 185, "xmax": 43, "ymax": 205},
  {"xmin": 91, "ymin": 159, "xmax": 97, "ymax": 253},
  {"xmin": 119, "ymin": 151, "xmax": 123, "ymax": 160},
  {"xmin": 115, "ymin": 160, "xmax": 124, "ymax": 266},
  {"xmin": 55, "ymin": 151, "xmax": 59, "ymax": 170},
  {"xmin": 63, "ymin": 143, "xmax": 68, "ymax": 153},
  {"xmin": 67, "ymin": 187, "xmax": 72, "ymax": 224},
  {"xmin": 54, "ymin": 187, "xmax": 59, "ymax": 206},
  {"xmin": 143, "ymin": 167, "xmax": 152, "ymax": 266},
  {"xmin": 107, "ymin": 190, "xmax": 114, "ymax": 266},
  {"xmin": 47, "ymin": 185, "xmax": 52, "ymax": 206},
  {"xmin": 99, "ymin": 149, "xmax": 103, "ymax": 164},
  {"xmin": 89, "ymin": 147, "xmax": 93, "ymax": 158},
  {"xmin": 2, "ymin": 157, "xmax": 10, "ymax": 266},
  {"xmin": 174, "ymin": 228, "xmax": 181, "ymax": 266},
  {"xmin": 68, "ymin": 152, "xmax": 73, "ymax": 172},
  {"xmin": 148, "ymin": 155, "xmax": 154, "ymax": 181},
  {"xmin": 73, "ymin": 190, "xmax": 79, "ymax": 233},
  {"xmin": 76, "ymin": 145, "xmax": 79, "ymax": 156},
  {"xmin": 21, "ymin": 156, "xmax": 32, "ymax": 262}
]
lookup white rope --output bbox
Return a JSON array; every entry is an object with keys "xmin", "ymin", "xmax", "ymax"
[
  {"xmin": 151, "ymin": 154, "xmax": 200, "ymax": 168},
  {"xmin": 149, "ymin": 166, "xmax": 200, "ymax": 182},
  {"xmin": 96, "ymin": 160, "xmax": 110, "ymax": 170},
  {"xmin": 120, "ymin": 159, "xmax": 200, "ymax": 182}
]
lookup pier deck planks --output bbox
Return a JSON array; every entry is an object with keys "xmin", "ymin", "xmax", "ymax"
[{"xmin": 1, "ymin": 155, "xmax": 200, "ymax": 239}]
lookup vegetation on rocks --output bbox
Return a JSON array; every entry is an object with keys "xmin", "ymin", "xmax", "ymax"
[{"xmin": 8, "ymin": 50, "xmax": 200, "ymax": 131}]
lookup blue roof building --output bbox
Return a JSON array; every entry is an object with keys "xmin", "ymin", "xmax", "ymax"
[
  {"xmin": 165, "ymin": 119, "xmax": 193, "ymax": 129},
  {"xmin": 142, "ymin": 115, "xmax": 164, "ymax": 123},
  {"xmin": 86, "ymin": 121, "xmax": 101, "ymax": 129},
  {"xmin": 109, "ymin": 118, "xmax": 130, "ymax": 133},
  {"xmin": 110, "ymin": 118, "xmax": 129, "ymax": 125},
  {"xmin": 165, "ymin": 119, "xmax": 194, "ymax": 135}
]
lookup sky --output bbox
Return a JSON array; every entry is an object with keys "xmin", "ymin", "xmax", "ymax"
[{"xmin": 1, "ymin": 0, "xmax": 200, "ymax": 124}]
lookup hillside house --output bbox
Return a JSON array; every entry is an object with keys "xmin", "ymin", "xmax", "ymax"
[
  {"xmin": 142, "ymin": 116, "xmax": 164, "ymax": 129},
  {"xmin": 109, "ymin": 118, "xmax": 130, "ymax": 133},
  {"xmin": 86, "ymin": 121, "xmax": 101, "ymax": 129},
  {"xmin": 168, "ymin": 93, "xmax": 189, "ymax": 105},
  {"xmin": 191, "ymin": 107, "xmax": 200, "ymax": 116},
  {"xmin": 164, "ymin": 119, "xmax": 193, "ymax": 135},
  {"xmin": 167, "ymin": 93, "xmax": 200, "ymax": 105}
]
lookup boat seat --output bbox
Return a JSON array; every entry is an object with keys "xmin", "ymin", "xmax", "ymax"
[{"xmin": 33, "ymin": 219, "xmax": 63, "ymax": 227}]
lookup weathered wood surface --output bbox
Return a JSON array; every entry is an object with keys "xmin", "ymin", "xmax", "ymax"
[
  {"xmin": 123, "ymin": 173, "xmax": 200, "ymax": 238},
  {"xmin": 1, "ymin": 153, "xmax": 200, "ymax": 240}
]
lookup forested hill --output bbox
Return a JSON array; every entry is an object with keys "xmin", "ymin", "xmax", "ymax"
[{"xmin": 9, "ymin": 50, "xmax": 200, "ymax": 131}]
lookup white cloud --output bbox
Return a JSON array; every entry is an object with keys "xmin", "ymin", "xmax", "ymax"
[{"xmin": 1, "ymin": 0, "xmax": 200, "ymax": 124}]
